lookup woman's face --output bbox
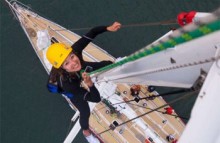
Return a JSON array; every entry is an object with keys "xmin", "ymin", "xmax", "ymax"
[{"xmin": 61, "ymin": 53, "xmax": 82, "ymax": 72}]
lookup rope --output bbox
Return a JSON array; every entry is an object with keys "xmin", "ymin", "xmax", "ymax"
[
  {"xmin": 98, "ymin": 90, "xmax": 198, "ymax": 135},
  {"xmin": 127, "ymin": 102, "xmax": 189, "ymax": 120},
  {"xmin": 53, "ymin": 19, "xmax": 177, "ymax": 31},
  {"xmin": 122, "ymin": 19, "xmax": 177, "ymax": 28},
  {"xmin": 96, "ymin": 88, "xmax": 193, "ymax": 112},
  {"xmin": 90, "ymin": 18, "xmax": 220, "ymax": 76},
  {"xmin": 111, "ymin": 89, "xmax": 191, "ymax": 106}
]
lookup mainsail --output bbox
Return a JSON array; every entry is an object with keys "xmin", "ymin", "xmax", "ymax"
[{"xmin": 91, "ymin": 10, "xmax": 220, "ymax": 88}]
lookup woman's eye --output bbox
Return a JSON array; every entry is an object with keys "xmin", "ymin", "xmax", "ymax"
[
  {"xmin": 71, "ymin": 54, "xmax": 74, "ymax": 59},
  {"xmin": 65, "ymin": 62, "xmax": 69, "ymax": 66}
]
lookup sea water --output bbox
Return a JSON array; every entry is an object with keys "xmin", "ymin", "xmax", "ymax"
[{"xmin": 1, "ymin": 0, "xmax": 220, "ymax": 142}]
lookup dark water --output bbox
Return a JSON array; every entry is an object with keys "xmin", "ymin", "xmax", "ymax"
[{"xmin": 1, "ymin": 0, "xmax": 220, "ymax": 143}]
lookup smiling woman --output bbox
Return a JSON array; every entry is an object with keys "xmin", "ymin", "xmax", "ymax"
[{"xmin": 46, "ymin": 22, "xmax": 121, "ymax": 143}]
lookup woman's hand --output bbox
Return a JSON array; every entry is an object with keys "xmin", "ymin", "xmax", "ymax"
[
  {"xmin": 107, "ymin": 22, "xmax": 121, "ymax": 32},
  {"xmin": 82, "ymin": 72, "xmax": 93, "ymax": 87}
]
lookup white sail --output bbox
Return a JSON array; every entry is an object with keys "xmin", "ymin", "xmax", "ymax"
[
  {"xmin": 178, "ymin": 48, "xmax": 220, "ymax": 143},
  {"xmin": 96, "ymin": 30, "xmax": 220, "ymax": 88},
  {"xmin": 95, "ymin": 11, "xmax": 220, "ymax": 88}
]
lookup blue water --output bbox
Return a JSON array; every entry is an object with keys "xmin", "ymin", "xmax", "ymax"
[{"xmin": 1, "ymin": 0, "xmax": 220, "ymax": 143}]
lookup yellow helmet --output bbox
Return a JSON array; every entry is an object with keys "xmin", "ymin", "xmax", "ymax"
[{"xmin": 46, "ymin": 43, "xmax": 72, "ymax": 68}]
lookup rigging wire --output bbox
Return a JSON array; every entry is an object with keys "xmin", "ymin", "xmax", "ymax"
[
  {"xmin": 9, "ymin": 1, "xmax": 178, "ymax": 32},
  {"xmin": 98, "ymin": 89, "xmax": 198, "ymax": 135},
  {"xmin": 127, "ymin": 102, "xmax": 189, "ymax": 120},
  {"xmin": 110, "ymin": 88, "xmax": 192, "ymax": 106},
  {"xmin": 65, "ymin": 120, "xmax": 75, "ymax": 137},
  {"xmin": 95, "ymin": 88, "xmax": 191, "ymax": 112},
  {"xmin": 53, "ymin": 19, "xmax": 177, "ymax": 31}
]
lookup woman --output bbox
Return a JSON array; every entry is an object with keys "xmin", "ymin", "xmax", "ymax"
[{"xmin": 46, "ymin": 22, "xmax": 121, "ymax": 143}]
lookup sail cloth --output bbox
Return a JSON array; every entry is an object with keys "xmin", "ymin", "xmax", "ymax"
[
  {"xmin": 36, "ymin": 30, "xmax": 53, "ymax": 71},
  {"xmin": 95, "ymin": 30, "xmax": 219, "ymax": 88},
  {"xmin": 178, "ymin": 55, "xmax": 220, "ymax": 143},
  {"xmin": 92, "ymin": 11, "xmax": 220, "ymax": 88},
  {"xmin": 36, "ymin": 30, "xmax": 51, "ymax": 50}
]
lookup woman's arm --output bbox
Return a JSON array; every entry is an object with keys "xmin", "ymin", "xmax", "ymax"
[
  {"xmin": 72, "ymin": 22, "xmax": 121, "ymax": 54},
  {"xmin": 85, "ymin": 85, "xmax": 101, "ymax": 102},
  {"xmin": 81, "ymin": 72, "xmax": 101, "ymax": 102}
]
